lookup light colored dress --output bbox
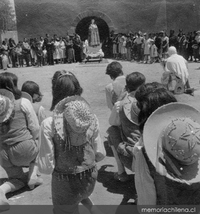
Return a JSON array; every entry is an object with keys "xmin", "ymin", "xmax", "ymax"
[
  {"xmin": 53, "ymin": 41, "xmax": 60, "ymax": 60},
  {"xmin": 58, "ymin": 40, "xmax": 66, "ymax": 59},
  {"xmin": 150, "ymin": 44, "xmax": 158, "ymax": 58},
  {"xmin": 121, "ymin": 39, "xmax": 127, "ymax": 54},
  {"xmin": 143, "ymin": 38, "xmax": 151, "ymax": 55}
]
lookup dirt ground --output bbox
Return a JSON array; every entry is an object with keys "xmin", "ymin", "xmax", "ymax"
[{"xmin": 2, "ymin": 59, "xmax": 200, "ymax": 213}]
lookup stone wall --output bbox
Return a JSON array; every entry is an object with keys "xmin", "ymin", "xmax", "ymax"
[{"xmin": 14, "ymin": 0, "xmax": 200, "ymax": 40}]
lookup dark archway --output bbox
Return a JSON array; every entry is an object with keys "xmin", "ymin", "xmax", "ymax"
[{"xmin": 75, "ymin": 16, "xmax": 110, "ymax": 43}]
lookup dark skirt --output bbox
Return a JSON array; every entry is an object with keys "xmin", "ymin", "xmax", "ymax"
[{"xmin": 52, "ymin": 166, "xmax": 97, "ymax": 214}]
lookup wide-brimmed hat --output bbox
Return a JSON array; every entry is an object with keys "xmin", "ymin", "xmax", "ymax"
[
  {"xmin": 53, "ymin": 96, "xmax": 98, "ymax": 147},
  {"xmin": 0, "ymin": 89, "xmax": 15, "ymax": 123},
  {"xmin": 143, "ymin": 102, "xmax": 200, "ymax": 184},
  {"xmin": 122, "ymin": 92, "xmax": 139, "ymax": 125}
]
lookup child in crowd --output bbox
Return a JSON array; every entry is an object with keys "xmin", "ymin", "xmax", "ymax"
[
  {"xmin": 1, "ymin": 50, "xmax": 9, "ymax": 70},
  {"xmin": 21, "ymin": 80, "xmax": 46, "ymax": 124},
  {"xmin": 105, "ymin": 61, "xmax": 126, "ymax": 111},
  {"xmin": 42, "ymin": 47, "xmax": 47, "ymax": 65},
  {"xmin": 150, "ymin": 40, "xmax": 158, "ymax": 63},
  {"xmin": 107, "ymin": 72, "xmax": 146, "ymax": 182},
  {"xmin": 143, "ymin": 33, "xmax": 151, "ymax": 64},
  {"xmin": 15, "ymin": 43, "xmax": 23, "ymax": 67},
  {"xmin": 35, "ymin": 42, "xmax": 44, "ymax": 67},
  {"xmin": 38, "ymin": 70, "xmax": 106, "ymax": 214}
]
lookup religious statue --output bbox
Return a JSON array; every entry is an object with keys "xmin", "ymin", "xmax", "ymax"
[{"xmin": 88, "ymin": 19, "xmax": 100, "ymax": 47}]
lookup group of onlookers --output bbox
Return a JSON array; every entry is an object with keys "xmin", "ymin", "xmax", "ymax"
[
  {"xmin": 0, "ymin": 33, "xmax": 85, "ymax": 70},
  {"xmin": 0, "ymin": 70, "xmax": 106, "ymax": 213},
  {"xmin": 1, "ymin": 29, "xmax": 200, "ymax": 70},
  {"xmin": 0, "ymin": 48, "xmax": 200, "ymax": 213},
  {"xmin": 110, "ymin": 29, "xmax": 200, "ymax": 63},
  {"xmin": 105, "ymin": 57, "xmax": 200, "ymax": 207}
]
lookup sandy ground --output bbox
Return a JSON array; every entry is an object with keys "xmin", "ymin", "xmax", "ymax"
[{"xmin": 2, "ymin": 59, "xmax": 200, "ymax": 213}]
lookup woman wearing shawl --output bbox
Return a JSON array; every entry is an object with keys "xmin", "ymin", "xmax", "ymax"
[
  {"xmin": 161, "ymin": 46, "xmax": 193, "ymax": 94},
  {"xmin": 38, "ymin": 70, "xmax": 105, "ymax": 214}
]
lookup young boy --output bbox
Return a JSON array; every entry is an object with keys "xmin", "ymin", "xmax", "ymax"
[
  {"xmin": 35, "ymin": 42, "xmax": 44, "ymax": 67},
  {"xmin": 150, "ymin": 40, "xmax": 158, "ymax": 63},
  {"xmin": 15, "ymin": 42, "xmax": 24, "ymax": 67},
  {"xmin": 107, "ymin": 72, "xmax": 146, "ymax": 183}
]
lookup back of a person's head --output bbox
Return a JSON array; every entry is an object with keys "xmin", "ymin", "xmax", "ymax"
[
  {"xmin": 21, "ymin": 81, "xmax": 40, "ymax": 98},
  {"xmin": 3, "ymin": 72, "xmax": 18, "ymax": 87},
  {"xmin": 106, "ymin": 61, "xmax": 123, "ymax": 79},
  {"xmin": 51, "ymin": 70, "xmax": 83, "ymax": 111},
  {"xmin": 135, "ymin": 82, "xmax": 177, "ymax": 132},
  {"xmin": 168, "ymin": 46, "xmax": 177, "ymax": 56},
  {"xmin": 135, "ymin": 82, "xmax": 164, "ymax": 103},
  {"xmin": 0, "ymin": 72, "xmax": 21, "ymax": 100},
  {"xmin": 126, "ymin": 72, "xmax": 146, "ymax": 92}
]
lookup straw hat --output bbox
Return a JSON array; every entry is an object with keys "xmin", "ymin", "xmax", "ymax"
[
  {"xmin": 0, "ymin": 89, "xmax": 15, "ymax": 123},
  {"xmin": 53, "ymin": 96, "xmax": 98, "ymax": 147},
  {"xmin": 122, "ymin": 93, "xmax": 139, "ymax": 125},
  {"xmin": 143, "ymin": 102, "xmax": 200, "ymax": 183}
]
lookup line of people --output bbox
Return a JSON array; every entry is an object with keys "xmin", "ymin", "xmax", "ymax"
[
  {"xmin": 110, "ymin": 29, "xmax": 200, "ymax": 63},
  {"xmin": 104, "ymin": 59, "xmax": 200, "ymax": 207},
  {"xmin": 0, "ymin": 33, "xmax": 85, "ymax": 70},
  {"xmin": 0, "ymin": 53, "xmax": 200, "ymax": 213},
  {"xmin": 1, "ymin": 28, "xmax": 200, "ymax": 70}
]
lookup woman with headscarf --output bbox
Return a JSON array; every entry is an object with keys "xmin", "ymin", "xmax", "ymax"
[{"xmin": 161, "ymin": 46, "xmax": 193, "ymax": 94}]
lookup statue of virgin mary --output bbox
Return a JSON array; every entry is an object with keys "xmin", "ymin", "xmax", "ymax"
[{"xmin": 88, "ymin": 19, "xmax": 100, "ymax": 47}]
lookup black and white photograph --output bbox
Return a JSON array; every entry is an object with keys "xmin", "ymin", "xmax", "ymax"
[{"xmin": 0, "ymin": 0, "xmax": 200, "ymax": 214}]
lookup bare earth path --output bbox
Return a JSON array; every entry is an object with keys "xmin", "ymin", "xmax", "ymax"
[{"xmin": 2, "ymin": 60, "xmax": 200, "ymax": 213}]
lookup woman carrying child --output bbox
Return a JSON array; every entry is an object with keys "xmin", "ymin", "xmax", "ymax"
[{"xmin": 38, "ymin": 70, "xmax": 105, "ymax": 214}]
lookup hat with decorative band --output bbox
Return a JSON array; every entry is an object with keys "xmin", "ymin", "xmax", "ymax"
[
  {"xmin": 143, "ymin": 102, "xmax": 200, "ymax": 183},
  {"xmin": 0, "ymin": 89, "xmax": 15, "ymax": 123},
  {"xmin": 53, "ymin": 95, "xmax": 98, "ymax": 147}
]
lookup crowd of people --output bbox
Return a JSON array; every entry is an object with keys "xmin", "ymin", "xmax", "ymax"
[
  {"xmin": 0, "ymin": 44, "xmax": 200, "ymax": 213},
  {"xmin": 0, "ymin": 34, "xmax": 85, "ymax": 70},
  {"xmin": 109, "ymin": 29, "xmax": 200, "ymax": 63},
  {"xmin": 0, "ymin": 29, "xmax": 200, "ymax": 70}
]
